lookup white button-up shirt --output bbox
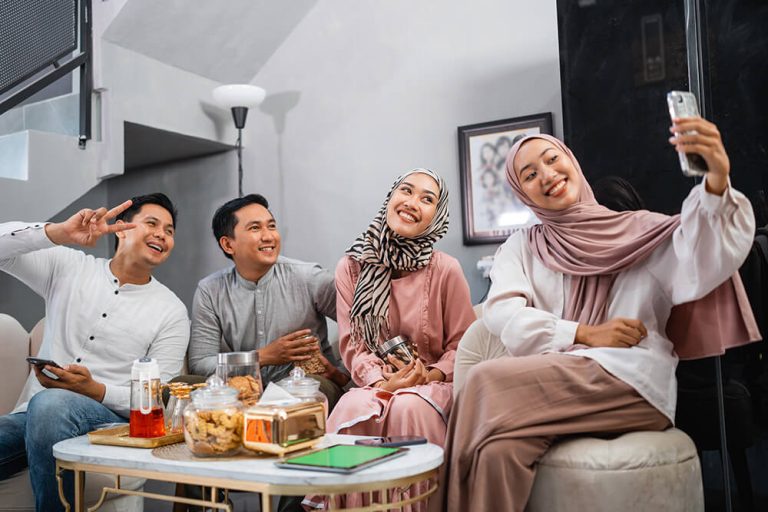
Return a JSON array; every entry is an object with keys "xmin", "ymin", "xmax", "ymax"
[{"xmin": 1, "ymin": 223, "xmax": 189, "ymax": 417}]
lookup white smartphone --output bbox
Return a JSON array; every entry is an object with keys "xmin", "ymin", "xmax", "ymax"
[{"xmin": 666, "ymin": 91, "xmax": 708, "ymax": 177}]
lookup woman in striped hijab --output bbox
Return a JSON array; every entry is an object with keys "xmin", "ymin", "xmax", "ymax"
[{"xmin": 304, "ymin": 169, "xmax": 475, "ymax": 509}]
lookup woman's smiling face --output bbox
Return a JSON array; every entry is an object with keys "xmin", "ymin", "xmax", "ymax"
[
  {"xmin": 385, "ymin": 172, "xmax": 440, "ymax": 238},
  {"xmin": 513, "ymin": 138, "xmax": 581, "ymax": 210}
]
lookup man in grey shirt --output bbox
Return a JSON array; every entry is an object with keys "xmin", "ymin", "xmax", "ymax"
[{"xmin": 188, "ymin": 194, "xmax": 348, "ymax": 409}]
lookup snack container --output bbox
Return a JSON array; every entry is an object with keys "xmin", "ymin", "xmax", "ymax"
[
  {"xmin": 276, "ymin": 367, "xmax": 329, "ymax": 417},
  {"xmin": 376, "ymin": 335, "xmax": 418, "ymax": 365},
  {"xmin": 216, "ymin": 351, "xmax": 263, "ymax": 406},
  {"xmin": 293, "ymin": 333, "xmax": 327, "ymax": 375},
  {"xmin": 183, "ymin": 383, "xmax": 243, "ymax": 457},
  {"xmin": 242, "ymin": 400, "xmax": 325, "ymax": 456}
]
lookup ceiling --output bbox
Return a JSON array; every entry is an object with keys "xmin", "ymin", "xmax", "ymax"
[{"xmin": 103, "ymin": 0, "xmax": 318, "ymax": 83}]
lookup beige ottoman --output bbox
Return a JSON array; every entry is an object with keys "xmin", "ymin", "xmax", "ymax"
[{"xmin": 527, "ymin": 428, "xmax": 704, "ymax": 512}]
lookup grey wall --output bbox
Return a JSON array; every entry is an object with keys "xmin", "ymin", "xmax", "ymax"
[
  {"xmin": 1, "ymin": 151, "xmax": 238, "ymax": 329},
  {"xmin": 106, "ymin": 151, "xmax": 240, "ymax": 310},
  {"xmin": 0, "ymin": 184, "xmax": 110, "ymax": 330},
  {"xmin": 2, "ymin": 0, "xmax": 563, "ymax": 326},
  {"xmin": 242, "ymin": 0, "xmax": 563, "ymax": 303}
]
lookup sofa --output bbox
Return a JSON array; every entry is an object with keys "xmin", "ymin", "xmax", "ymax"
[{"xmin": 0, "ymin": 313, "xmax": 143, "ymax": 512}]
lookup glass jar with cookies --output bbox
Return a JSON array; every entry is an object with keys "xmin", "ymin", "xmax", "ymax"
[
  {"xmin": 216, "ymin": 351, "xmax": 263, "ymax": 406},
  {"xmin": 183, "ymin": 378, "xmax": 243, "ymax": 457}
]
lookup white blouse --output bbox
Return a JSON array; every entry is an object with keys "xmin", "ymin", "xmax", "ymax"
[{"xmin": 483, "ymin": 182, "xmax": 755, "ymax": 421}]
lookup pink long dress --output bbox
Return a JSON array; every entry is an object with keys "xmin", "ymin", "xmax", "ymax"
[
  {"xmin": 303, "ymin": 251, "xmax": 475, "ymax": 510},
  {"xmin": 328, "ymin": 251, "xmax": 475, "ymax": 444}
]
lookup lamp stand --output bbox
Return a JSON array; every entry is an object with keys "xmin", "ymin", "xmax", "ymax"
[
  {"xmin": 236, "ymin": 127, "xmax": 243, "ymax": 197},
  {"xmin": 230, "ymin": 106, "xmax": 249, "ymax": 197}
]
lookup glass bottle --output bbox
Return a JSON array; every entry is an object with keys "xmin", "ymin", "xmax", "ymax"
[{"xmin": 164, "ymin": 382, "xmax": 197, "ymax": 434}]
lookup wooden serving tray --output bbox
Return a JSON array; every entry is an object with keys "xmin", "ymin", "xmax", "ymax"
[{"xmin": 88, "ymin": 424, "xmax": 183, "ymax": 448}]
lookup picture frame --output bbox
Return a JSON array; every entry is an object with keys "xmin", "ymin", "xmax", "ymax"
[{"xmin": 458, "ymin": 112, "xmax": 553, "ymax": 245}]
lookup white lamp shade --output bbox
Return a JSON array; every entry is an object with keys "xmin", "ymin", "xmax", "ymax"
[{"xmin": 212, "ymin": 84, "xmax": 266, "ymax": 109}]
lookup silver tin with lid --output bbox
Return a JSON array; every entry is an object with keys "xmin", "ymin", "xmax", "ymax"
[{"xmin": 376, "ymin": 335, "xmax": 417, "ymax": 364}]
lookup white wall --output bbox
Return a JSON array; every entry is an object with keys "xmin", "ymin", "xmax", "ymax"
[
  {"xmin": 242, "ymin": 0, "xmax": 563, "ymax": 302},
  {"xmin": 2, "ymin": 0, "xmax": 563, "ymax": 322}
]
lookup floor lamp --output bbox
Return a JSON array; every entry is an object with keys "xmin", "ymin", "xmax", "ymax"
[{"xmin": 212, "ymin": 84, "xmax": 266, "ymax": 197}]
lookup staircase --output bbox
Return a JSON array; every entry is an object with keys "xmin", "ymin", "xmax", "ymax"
[{"xmin": 0, "ymin": 0, "xmax": 315, "ymax": 221}]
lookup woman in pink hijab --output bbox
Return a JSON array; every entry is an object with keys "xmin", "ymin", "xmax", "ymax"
[{"xmin": 438, "ymin": 117, "xmax": 759, "ymax": 512}]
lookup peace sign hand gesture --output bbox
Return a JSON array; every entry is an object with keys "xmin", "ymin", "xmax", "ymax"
[{"xmin": 44, "ymin": 200, "xmax": 137, "ymax": 247}]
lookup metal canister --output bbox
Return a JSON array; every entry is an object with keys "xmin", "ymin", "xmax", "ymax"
[
  {"xmin": 242, "ymin": 401, "xmax": 326, "ymax": 456},
  {"xmin": 216, "ymin": 351, "xmax": 262, "ymax": 406},
  {"xmin": 376, "ymin": 335, "xmax": 417, "ymax": 364}
]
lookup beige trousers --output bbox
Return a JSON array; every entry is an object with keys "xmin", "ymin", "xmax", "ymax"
[{"xmin": 437, "ymin": 345, "xmax": 670, "ymax": 512}]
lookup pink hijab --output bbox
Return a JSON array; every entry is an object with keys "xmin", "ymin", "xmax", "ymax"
[{"xmin": 505, "ymin": 134, "xmax": 760, "ymax": 360}]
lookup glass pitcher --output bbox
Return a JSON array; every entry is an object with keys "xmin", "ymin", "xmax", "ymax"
[{"xmin": 129, "ymin": 357, "xmax": 165, "ymax": 438}]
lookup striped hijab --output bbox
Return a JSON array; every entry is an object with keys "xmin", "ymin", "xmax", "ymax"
[{"xmin": 346, "ymin": 169, "xmax": 450, "ymax": 352}]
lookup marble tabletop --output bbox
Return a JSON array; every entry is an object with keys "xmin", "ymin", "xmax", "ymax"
[{"xmin": 53, "ymin": 433, "xmax": 443, "ymax": 487}]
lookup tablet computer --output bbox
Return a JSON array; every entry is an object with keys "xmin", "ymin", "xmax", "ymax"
[{"xmin": 275, "ymin": 444, "xmax": 408, "ymax": 474}]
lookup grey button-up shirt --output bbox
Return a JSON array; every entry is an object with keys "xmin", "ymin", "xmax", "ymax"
[{"xmin": 188, "ymin": 256, "xmax": 338, "ymax": 384}]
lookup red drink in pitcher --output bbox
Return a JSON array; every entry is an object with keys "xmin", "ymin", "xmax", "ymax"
[
  {"xmin": 130, "ymin": 357, "xmax": 166, "ymax": 438},
  {"xmin": 129, "ymin": 407, "xmax": 166, "ymax": 438}
]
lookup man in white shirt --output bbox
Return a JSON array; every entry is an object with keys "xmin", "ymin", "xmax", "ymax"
[{"xmin": 0, "ymin": 193, "xmax": 189, "ymax": 512}]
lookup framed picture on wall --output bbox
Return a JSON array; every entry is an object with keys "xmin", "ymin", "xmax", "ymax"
[{"xmin": 458, "ymin": 112, "xmax": 553, "ymax": 245}]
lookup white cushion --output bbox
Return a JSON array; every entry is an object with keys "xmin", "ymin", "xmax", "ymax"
[
  {"xmin": 0, "ymin": 314, "xmax": 31, "ymax": 415},
  {"xmin": 539, "ymin": 428, "xmax": 698, "ymax": 470},
  {"xmin": 527, "ymin": 428, "xmax": 704, "ymax": 512}
]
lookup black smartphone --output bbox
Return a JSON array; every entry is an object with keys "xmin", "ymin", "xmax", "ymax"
[
  {"xmin": 26, "ymin": 357, "xmax": 62, "ymax": 368},
  {"xmin": 26, "ymin": 357, "xmax": 62, "ymax": 380},
  {"xmin": 355, "ymin": 436, "xmax": 428, "ymax": 448}
]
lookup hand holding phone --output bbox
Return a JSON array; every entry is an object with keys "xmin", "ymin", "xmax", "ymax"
[
  {"xmin": 26, "ymin": 357, "xmax": 62, "ymax": 368},
  {"xmin": 26, "ymin": 357, "xmax": 63, "ymax": 380},
  {"xmin": 666, "ymin": 91, "xmax": 708, "ymax": 177},
  {"xmin": 355, "ymin": 436, "xmax": 428, "ymax": 447}
]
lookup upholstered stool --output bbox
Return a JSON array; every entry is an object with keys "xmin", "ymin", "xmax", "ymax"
[{"xmin": 527, "ymin": 428, "xmax": 704, "ymax": 512}]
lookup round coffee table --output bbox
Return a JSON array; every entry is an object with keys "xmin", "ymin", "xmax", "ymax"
[{"xmin": 54, "ymin": 433, "xmax": 443, "ymax": 511}]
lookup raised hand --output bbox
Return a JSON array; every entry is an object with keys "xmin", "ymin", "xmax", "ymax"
[
  {"xmin": 45, "ymin": 200, "xmax": 136, "ymax": 247},
  {"xmin": 669, "ymin": 117, "xmax": 730, "ymax": 195},
  {"xmin": 575, "ymin": 317, "xmax": 648, "ymax": 349}
]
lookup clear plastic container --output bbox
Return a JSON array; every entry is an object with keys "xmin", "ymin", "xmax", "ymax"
[
  {"xmin": 183, "ymin": 377, "xmax": 243, "ymax": 457},
  {"xmin": 276, "ymin": 367, "xmax": 328, "ymax": 417},
  {"xmin": 216, "ymin": 351, "xmax": 263, "ymax": 406}
]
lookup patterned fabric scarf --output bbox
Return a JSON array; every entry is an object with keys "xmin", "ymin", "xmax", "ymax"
[{"xmin": 346, "ymin": 169, "xmax": 450, "ymax": 352}]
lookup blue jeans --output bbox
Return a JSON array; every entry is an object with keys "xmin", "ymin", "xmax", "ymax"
[{"xmin": 0, "ymin": 389, "xmax": 125, "ymax": 512}]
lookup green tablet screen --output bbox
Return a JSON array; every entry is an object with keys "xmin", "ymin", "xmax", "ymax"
[{"xmin": 283, "ymin": 444, "xmax": 400, "ymax": 469}]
